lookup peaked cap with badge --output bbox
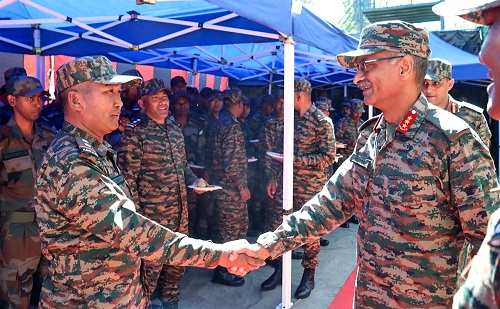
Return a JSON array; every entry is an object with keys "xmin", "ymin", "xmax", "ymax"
[{"xmin": 425, "ymin": 58, "xmax": 453, "ymax": 82}]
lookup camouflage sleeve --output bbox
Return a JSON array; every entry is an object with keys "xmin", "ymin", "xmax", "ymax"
[
  {"xmin": 178, "ymin": 134, "xmax": 198, "ymax": 185},
  {"xmin": 46, "ymin": 155, "xmax": 223, "ymax": 268},
  {"xmin": 450, "ymin": 132, "xmax": 500, "ymax": 254},
  {"xmin": 262, "ymin": 121, "xmax": 274, "ymax": 179},
  {"xmin": 116, "ymin": 128, "xmax": 141, "ymax": 207},
  {"xmin": 475, "ymin": 114, "xmax": 492, "ymax": 149},
  {"xmin": 257, "ymin": 160, "xmax": 357, "ymax": 258},
  {"xmin": 195, "ymin": 129, "xmax": 205, "ymax": 166},
  {"xmin": 270, "ymin": 131, "xmax": 284, "ymax": 181},
  {"xmin": 295, "ymin": 119, "xmax": 336, "ymax": 169},
  {"xmin": 334, "ymin": 120, "xmax": 348, "ymax": 144},
  {"xmin": 222, "ymin": 123, "xmax": 248, "ymax": 191}
]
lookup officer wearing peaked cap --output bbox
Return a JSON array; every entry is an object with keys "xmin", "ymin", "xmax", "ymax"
[
  {"xmin": 33, "ymin": 55, "xmax": 265, "ymax": 309},
  {"xmin": 253, "ymin": 21, "xmax": 499, "ymax": 308}
]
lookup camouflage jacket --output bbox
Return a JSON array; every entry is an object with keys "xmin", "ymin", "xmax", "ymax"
[
  {"xmin": 207, "ymin": 110, "xmax": 248, "ymax": 191},
  {"xmin": 0, "ymin": 117, "xmax": 55, "ymax": 212},
  {"xmin": 257, "ymin": 95, "xmax": 499, "ymax": 308},
  {"xmin": 261, "ymin": 116, "xmax": 284, "ymax": 180},
  {"xmin": 334, "ymin": 116, "xmax": 363, "ymax": 160},
  {"xmin": 271, "ymin": 105, "xmax": 336, "ymax": 182},
  {"xmin": 238, "ymin": 119, "xmax": 254, "ymax": 158},
  {"xmin": 248, "ymin": 110, "xmax": 269, "ymax": 140},
  {"xmin": 446, "ymin": 94, "xmax": 491, "ymax": 148},
  {"xmin": 175, "ymin": 117, "xmax": 204, "ymax": 166},
  {"xmin": 117, "ymin": 116, "xmax": 197, "ymax": 227},
  {"xmin": 453, "ymin": 208, "xmax": 500, "ymax": 308},
  {"xmin": 34, "ymin": 122, "xmax": 222, "ymax": 309}
]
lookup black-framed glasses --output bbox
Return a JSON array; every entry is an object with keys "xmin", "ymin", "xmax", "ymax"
[{"xmin": 355, "ymin": 55, "xmax": 405, "ymax": 74}]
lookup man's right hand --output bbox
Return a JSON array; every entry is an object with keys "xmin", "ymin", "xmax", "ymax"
[{"xmin": 267, "ymin": 179, "xmax": 277, "ymax": 199}]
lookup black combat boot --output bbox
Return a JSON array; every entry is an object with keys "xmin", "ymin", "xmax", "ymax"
[
  {"xmin": 294, "ymin": 268, "xmax": 315, "ymax": 299},
  {"xmin": 211, "ymin": 266, "xmax": 245, "ymax": 286},
  {"xmin": 348, "ymin": 214, "xmax": 359, "ymax": 224},
  {"xmin": 319, "ymin": 237, "xmax": 329, "ymax": 246},
  {"xmin": 261, "ymin": 258, "xmax": 282, "ymax": 291}
]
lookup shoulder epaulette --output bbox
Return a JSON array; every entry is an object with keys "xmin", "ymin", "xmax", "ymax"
[
  {"xmin": 75, "ymin": 136, "xmax": 98, "ymax": 157},
  {"xmin": 312, "ymin": 108, "xmax": 327, "ymax": 122},
  {"xmin": 358, "ymin": 115, "xmax": 380, "ymax": 132},
  {"xmin": 425, "ymin": 105, "xmax": 469, "ymax": 139},
  {"xmin": 38, "ymin": 122, "xmax": 57, "ymax": 134},
  {"xmin": 126, "ymin": 118, "xmax": 143, "ymax": 128},
  {"xmin": 458, "ymin": 101, "xmax": 484, "ymax": 114}
]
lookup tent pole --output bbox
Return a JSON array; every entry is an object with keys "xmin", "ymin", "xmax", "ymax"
[
  {"xmin": 279, "ymin": 36, "xmax": 294, "ymax": 309},
  {"xmin": 191, "ymin": 57, "xmax": 198, "ymax": 87},
  {"xmin": 33, "ymin": 24, "xmax": 43, "ymax": 85}
]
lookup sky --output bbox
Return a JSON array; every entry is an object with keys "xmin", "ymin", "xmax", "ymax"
[{"xmin": 307, "ymin": 0, "xmax": 479, "ymax": 32}]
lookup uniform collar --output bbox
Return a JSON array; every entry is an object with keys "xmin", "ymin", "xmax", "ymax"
[
  {"xmin": 62, "ymin": 122, "xmax": 111, "ymax": 156},
  {"xmin": 6, "ymin": 116, "xmax": 47, "ymax": 139},
  {"xmin": 376, "ymin": 94, "xmax": 428, "ymax": 140}
]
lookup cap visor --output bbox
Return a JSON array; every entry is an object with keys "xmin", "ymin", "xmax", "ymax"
[
  {"xmin": 100, "ymin": 75, "xmax": 142, "ymax": 85},
  {"xmin": 146, "ymin": 87, "xmax": 168, "ymax": 96},
  {"xmin": 22, "ymin": 89, "xmax": 50, "ymax": 97},
  {"xmin": 432, "ymin": 1, "xmax": 500, "ymax": 17},
  {"xmin": 424, "ymin": 74, "xmax": 441, "ymax": 82},
  {"xmin": 337, "ymin": 48, "xmax": 385, "ymax": 68}
]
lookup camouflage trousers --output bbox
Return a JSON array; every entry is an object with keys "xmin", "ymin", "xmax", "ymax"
[
  {"xmin": 143, "ymin": 212, "xmax": 188, "ymax": 303},
  {"xmin": 248, "ymin": 165, "xmax": 265, "ymax": 232},
  {"xmin": 0, "ymin": 220, "xmax": 41, "ymax": 309},
  {"xmin": 271, "ymin": 175, "xmax": 323, "ymax": 269},
  {"xmin": 195, "ymin": 192, "xmax": 217, "ymax": 240},
  {"xmin": 214, "ymin": 186, "xmax": 248, "ymax": 243},
  {"xmin": 187, "ymin": 190, "xmax": 197, "ymax": 236}
]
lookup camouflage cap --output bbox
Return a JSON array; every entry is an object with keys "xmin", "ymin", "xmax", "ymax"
[
  {"xmin": 274, "ymin": 91, "xmax": 284, "ymax": 101},
  {"xmin": 4, "ymin": 67, "xmax": 27, "ymax": 83},
  {"xmin": 138, "ymin": 78, "xmax": 168, "ymax": 98},
  {"xmin": 425, "ymin": 58, "xmax": 452, "ymax": 82},
  {"xmin": 121, "ymin": 69, "xmax": 144, "ymax": 79},
  {"xmin": 337, "ymin": 21, "xmax": 431, "ymax": 69},
  {"xmin": 5, "ymin": 75, "xmax": 50, "ymax": 97},
  {"xmin": 170, "ymin": 76, "xmax": 187, "ymax": 87},
  {"xmin": 222, "ymin": 88, "xmax": 243, "ymax": 105},
  {"xmin": 294, "ymin": 78, "xmax": 312, "ymax": 93},
  {"xmin": 315, "ymin": 96, "xmax": 333, "ymax": 111},
  {"xmin": 200, "ymin": 87, "xmax": 213, "ymax": 99},
  {"xmin": 207, "ymin": 90, "xmax": 222, "ymax": 102},
  {"xmin": 242, "ymin": 95, "xmax": 251, "ymax": 106},
  {"xmin": 349, "ymin": 98, "xmax": 365, "ymax": 113},
  {"xmin": 171, "ymin": 90, "xmax": 190, "ymax": 103},
  {"xmin": 56, "ymin": 56, "xmax": 142, "ymax": 93},
  {"xmin": 433, "ymin": 0, "xmax": 500, "ymax": 25},
  {"xmin": 340, "ymin": 100, "xmax": 351, "ymax": 108}
]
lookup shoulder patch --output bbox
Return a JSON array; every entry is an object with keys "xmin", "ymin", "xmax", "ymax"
[
  {"xmin": 458, "ymin": 101, "xmax": 484, "ymax": 114},
  {"xmin": 425, "ymin": 105, "xmax": 469, "ymax": 139},
  {"xmin": 126, "ymin": 118, "xmax": 143, "ymax": 128},
  {"xmin": 75, "ymin": 137, "xmax": 98, "ymax": 157},
  {"xmin": 312, "ymin": 108, "xmax": 326, "ymax": 122},
  {"xmin": 358, "ymin": 115, "xmax": 380, "ymax": 132}
]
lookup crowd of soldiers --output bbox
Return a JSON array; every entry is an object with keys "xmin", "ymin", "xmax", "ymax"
[{"xmin": 1, "ymin": 4, "xmax": 499, "ymax": 307}]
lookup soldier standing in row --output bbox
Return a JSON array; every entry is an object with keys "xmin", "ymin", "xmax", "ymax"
[
  {"xmin": 254, "ymin": 21, "xmax": 499, "ymax": 308},
  {"xmin": 0, "ymin": 76, "xmax": 55, "ymax": 308},
  {"xmin": 207, "ymin": 89, "xmax": 250, "ymax": 287},
  {"xmin": 171, "ymin": 91, "xmax": 205, "ymax": 237},
  {"xmin": 117, "ymin": 79, "xmax": 202, "ymax": 309},
  {"xmin": 0, "ymin": 68, "xmax": 27, "ymax": 126},
  {"xmin": 34, "ymin": 56, "xmax": 264, "ymax": 309},
  {"xmin": 262, "ymin": 79, "xmax": 336, "ymax": 299}
]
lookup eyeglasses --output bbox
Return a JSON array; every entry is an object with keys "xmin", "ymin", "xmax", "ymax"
[{"xmin": 355, "ymin": 55, "xmax": 405, "ymax": 74}]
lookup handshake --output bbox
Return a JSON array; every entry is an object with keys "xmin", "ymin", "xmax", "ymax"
[{"xmin": 217, "ymin": 239, "xmax": 272, "ymax": 276}]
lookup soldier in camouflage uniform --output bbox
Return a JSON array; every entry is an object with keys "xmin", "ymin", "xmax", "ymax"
[
  {"xmin": 254, "ymin": 21, "xmax": 500, "ymax": 308},
  {"xmin": 207, "ymin": 88, "xmax": 250, "ymax": 287},
  {"xmin": 422, "ymin": 58, "xmax": 493, "ymax": 288},
  {"xmin": 433, "ymin": 1, "xmax": 500, "ymax": 307},
  {"xmin": 334, "ymin": 98, "xmax": 365, "ymax": 166},
  {"xmin": 171, "ymin": 91, "xmax": 205, "ymax": 238},
  {"xmin": 423, "ymin": 58, "xmax": 492, "ymax": 148},
  {"xmin": 33, "ymin": 55, "xmax": 264, "ymax": 309},
  {"xmin": 262, "ymin": 79, "xmax": 336, "ymax": 298},
  {"xmin": 117, "ymin": 79, "xmax": 203, "ymax": 308},
  {"xmin": 261, "ymin": 92, "xmax": 284, "ymax": 235},
  {"xmin": 314, "ymin": 96, "xmax": 333, "ymax": 118},
  {"xmin": 0, "ymin": 76, "xmax": 55, "ymax": 309}
]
